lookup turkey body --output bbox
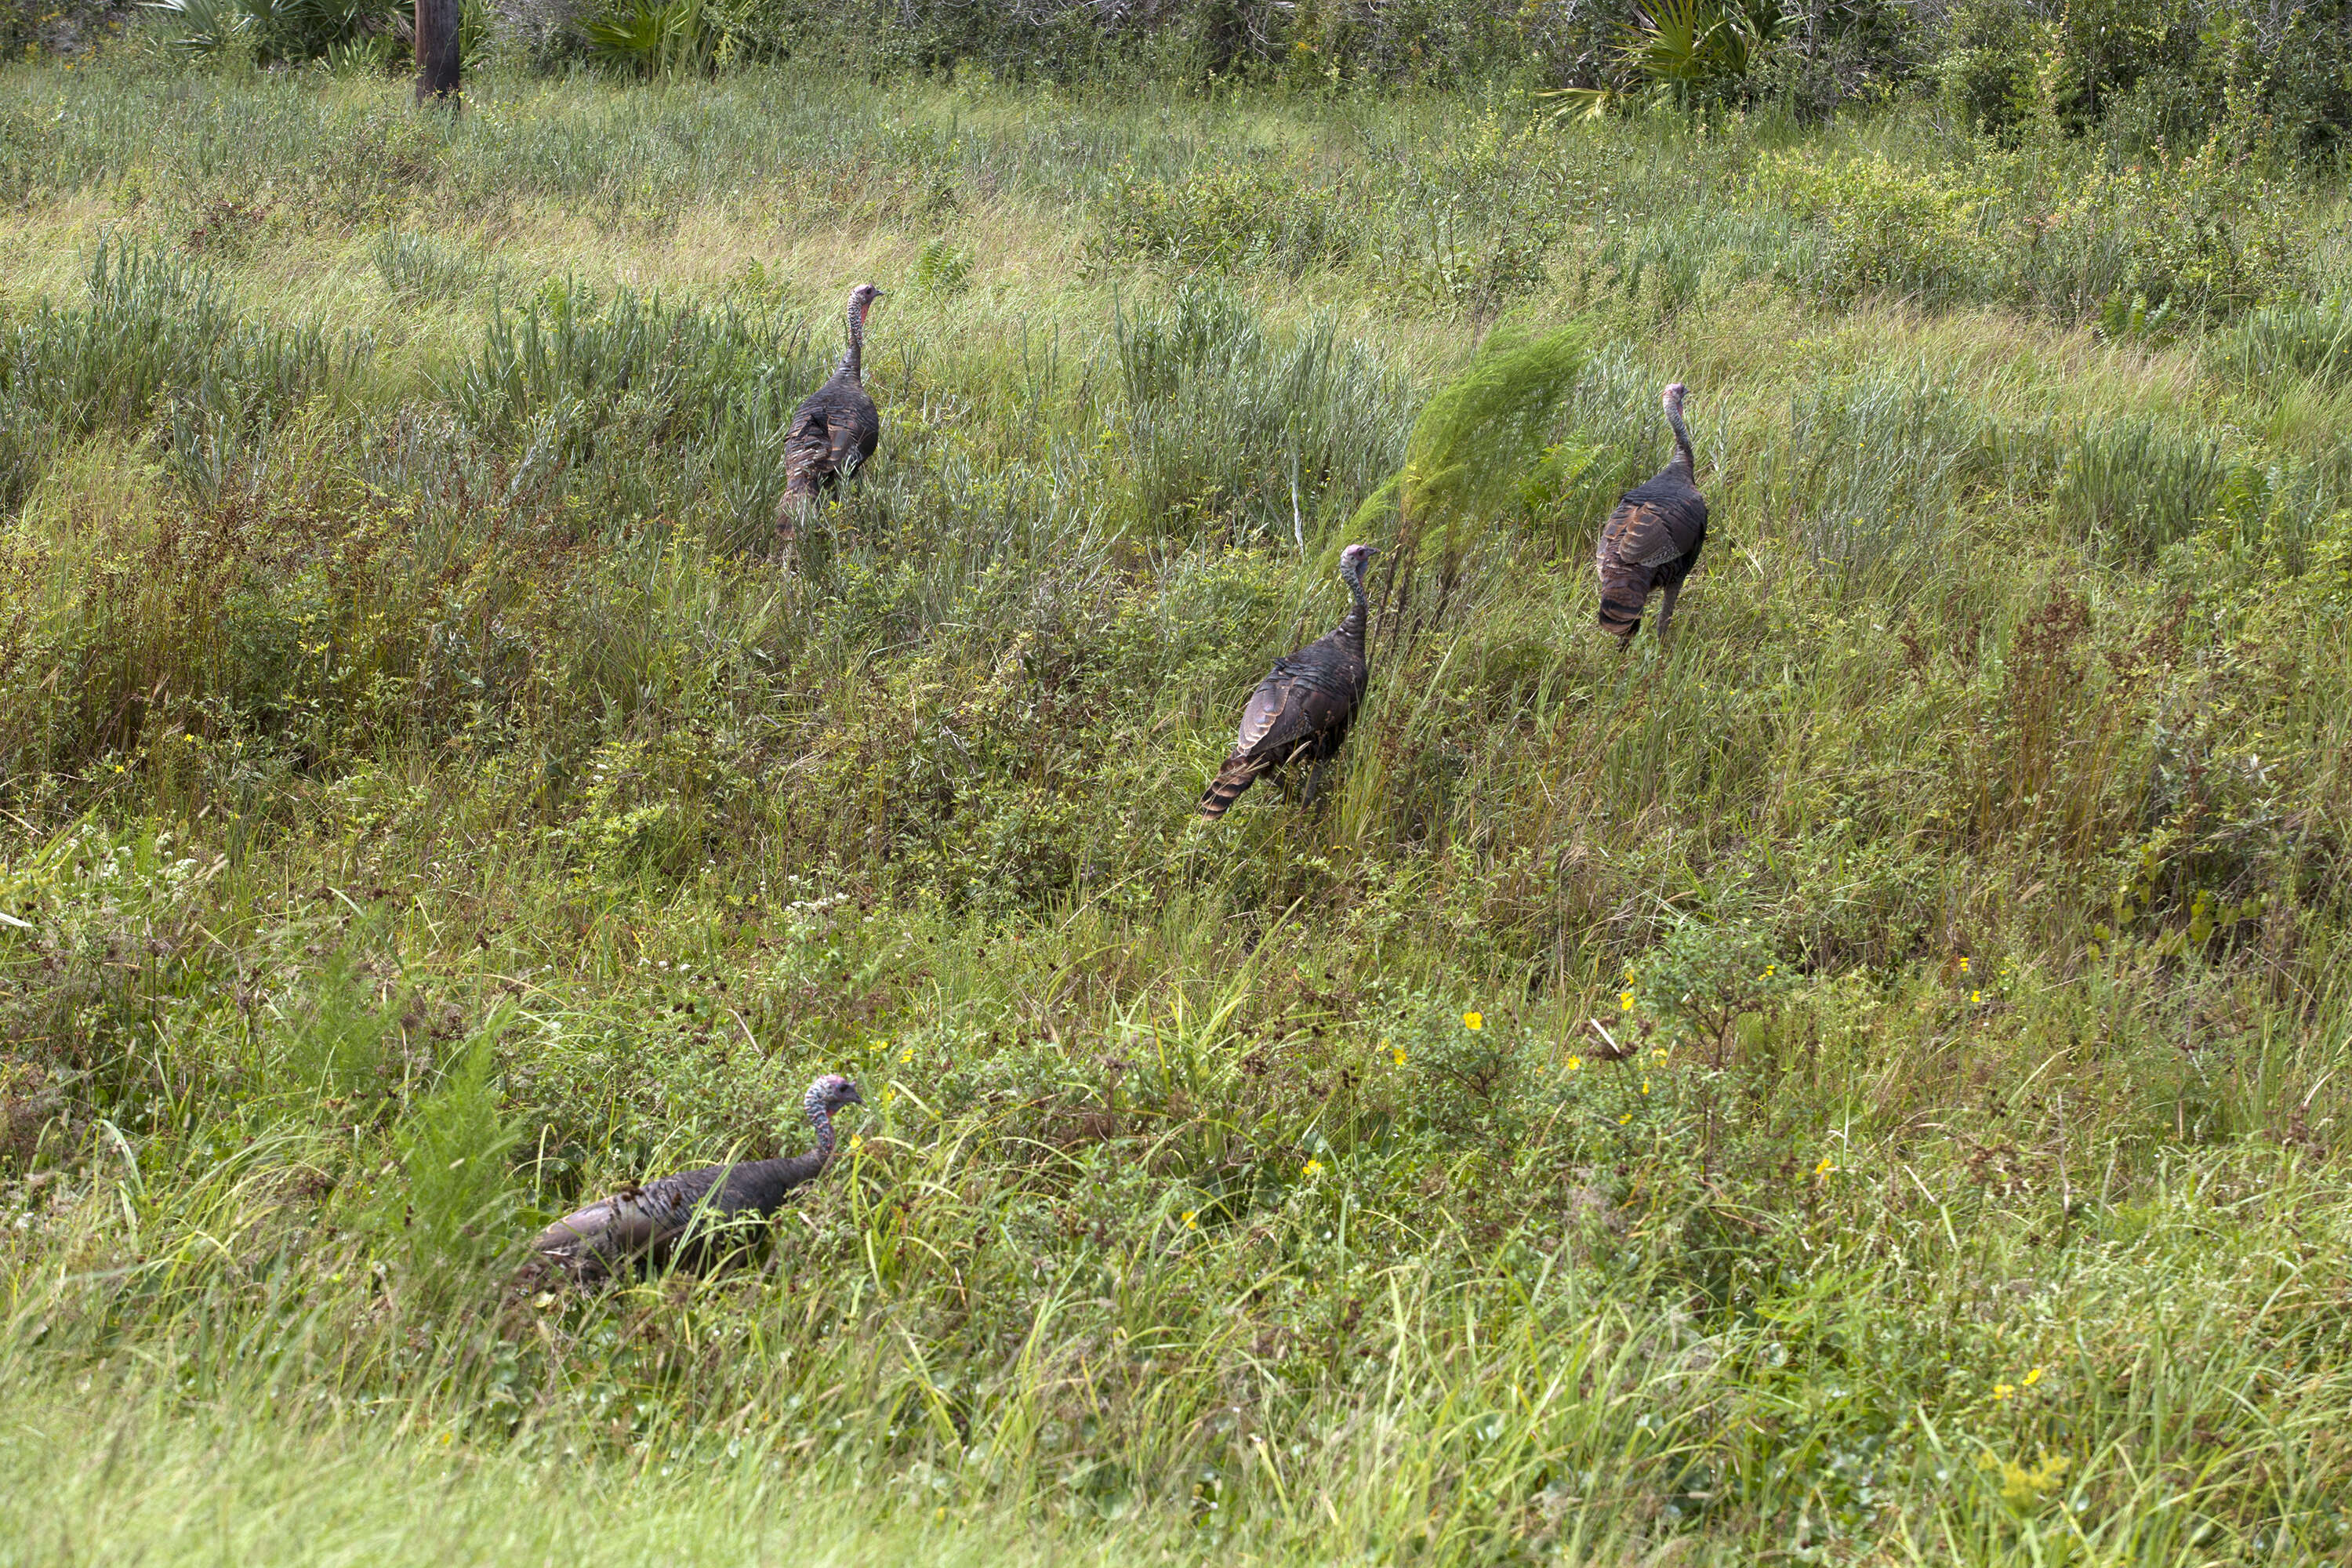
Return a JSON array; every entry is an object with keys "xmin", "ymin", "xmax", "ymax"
[
  {"xmin": 1201, "ymin": 543, "xmax": 1376, "ymax": 819},
  {"xmin": 1595, "ymin": 382, "xmax": 1708, "ymax": 643},
  {"xmin": 779, "ymin": 284, "xmax": 884, "ymax": 533},
  {"xmin": 530, "ymin": 1156, "xmax": 822, "ymax": 1280},
  {"xmin": 527, "ymin": 1074, "xmax": 862, "ymax": 1283}
]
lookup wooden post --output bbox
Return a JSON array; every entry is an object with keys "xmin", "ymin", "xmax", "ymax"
[{"xmin": 415, "ymin": 0, "xmax": 460, "ymax": 106}]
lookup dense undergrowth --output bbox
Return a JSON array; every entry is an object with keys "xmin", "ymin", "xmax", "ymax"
[{"xmin": 2, "ymin": 60, "xmax": 2352, "ymax": 1566}]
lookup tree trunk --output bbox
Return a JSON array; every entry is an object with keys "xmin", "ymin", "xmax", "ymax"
[{"xmin": 415, "ymin": 0, "xmax": 461, "ymax": 106}]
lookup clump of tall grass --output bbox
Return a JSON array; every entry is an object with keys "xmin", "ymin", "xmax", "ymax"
[
  {"xmin": 372, "ymin": 228, "xmax": 500, "ymax": 303},
  {"xmin": 2220, "ymin": 292, "xmax": 2352, "ymax": 393},
  {"xmin": 1090, "ymin": 154, "xmax": 1365, "ymax": 277},
  {"xmin": 0, "ymin": 238, "xmax": 364, "ymax": 505},
  {"xmin": 2054, "ymin": 414, "xmax": 2234, "ymax": 564},
  {"xmin": 1115, "ymin": 285, "xmax": 1407, "ymax": 546}
]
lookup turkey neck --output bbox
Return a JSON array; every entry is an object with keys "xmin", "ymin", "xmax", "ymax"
[
  {"xmin": 1336, "ymin": 557, "xmax": 1370, "ymax": 658},
  {"xmin": 702, "ymin": 1149, "xmax": 825, "ymax": 1218},
  {"xmin": 804, "ymin": 1091, "xmax": 840, "ymax": 1164},
  {"xmin": 840, "ymin": 296, "xmax": 868, "ymax": 381},
  {"xmin": 1664, "ymin": 401, "xmax": 1695, "ymax": 477},
  {"xmin": 718, "ymin": 1097, "xmax": 837, "ymax": 1214}
]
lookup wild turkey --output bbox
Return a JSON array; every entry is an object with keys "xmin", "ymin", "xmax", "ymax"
[
  {"xmin": 775, "ymin": 283, "xmax": 884, "ymax": 539},
  {"xmin": 525, "ymin": 1073, "xmax": 863, "ymax": 1283},
  {"xmin": 1595, "ymin": 382, "xmax": 1708, "ymax": 644},
  {"xmin": 1200, "ymin": 543, "xmax": 1377, "ymax": 819}
]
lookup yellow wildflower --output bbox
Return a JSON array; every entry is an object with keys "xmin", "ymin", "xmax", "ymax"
[
  {"xmin": 1389, "ymin": 1042, "xmax": 1406, "ymax": 1067},
  {"xmin": 1959, "ymin": 956, "xmax": 1970, "ymax": 973},
  {"xmin": 1617, "ymin": 1113, "xmax": 1632, "ymax": 1125},
  {"xmin": 1815, "ymin": 1156, "xmax": 1835, "ymax": 1177},
  {"xmin": 1640, "ymin": 1079, "xmax": 1650, "ymax": 1095},
  {"xmin": 1971, "ymin": 989, "xmax": 1981, "ymax": 1004},
  {"xmin": 1992, "ymin": 1382, "xmax": 2014, "ymax": 1400},
  {"xmin": 1620, "ymin": 990, "xmax": 1636, "ymax": 1011},
  {"xmin": 1301, "ymin": 1159, "xmax": 1323, "ymax": 1178},
  {"xmin": 2024, "ymin": 1367, "xmax": 2043, "ymax": 1386},
  {"xmin": 1463, "ymin": 1012, "xmax": 1483, "ymax": 1031},
  {"xmin": 1565, "ymin": 1055, "xmax": 1583, "ymax": 1072},
  {"xmin": 1181, "ymin": 1210, "xmax": 1199, "ymax": 1230}
]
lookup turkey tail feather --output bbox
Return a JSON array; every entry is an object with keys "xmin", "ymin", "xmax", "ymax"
[
  {"xmin": 1597, "ymin": 562, "xmax": 1651, "ymax": 641},
  {"xmin": 1199, "ymin": 755, "xmax": 1264, "ymax": 818}
]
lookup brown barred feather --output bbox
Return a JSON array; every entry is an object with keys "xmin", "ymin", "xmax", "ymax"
[
  {"xmin": 1592, "ymin": 384, "xmax": 1708, "ymax": 643},
  {"xmin": 1199, "ymin": 754, "xmax": 1268, "ymax": 818}
]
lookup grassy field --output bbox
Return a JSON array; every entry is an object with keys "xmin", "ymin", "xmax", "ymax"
[{"xmin": 3, "ymin": 54, "xmax": 2352, "ymax": 1566}]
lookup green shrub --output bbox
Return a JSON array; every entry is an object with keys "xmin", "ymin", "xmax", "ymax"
[
  {"xmin": 142, "ymin": 0, "xmax": 403, "ymax": 65},
  {"xmin": 1543, "ymin": 0, "xmax": 1784, "ymax": 119},
  {"xmin": 1623, "ymin": 904, "xmax": 1797, "ymax": 1065},
  {"xmin": 383, "ymin": 1026, "xmax": 521, "ymax": 1295},
  {"xmin": 1755, "ymin": 149, "xmax": 1997, "ymax": 307},
  {"xmin": 583, "ymin": 0, "xmax": 734, "ymax": 76},
  {"xmin": 2077, "ymin": 150, "xmax": 2303, "ymax": 317}
]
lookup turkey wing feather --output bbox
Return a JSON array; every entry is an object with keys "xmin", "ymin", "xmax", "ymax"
[
  {"xmin": 782, "ymin": 406, "xmax": 834, "ymax": 496},
  {"xmin": 1236, "ymin": 662, "xmax": 1359, "ymax": 762},
  {"xmin": 534, "ymin": 1167, "xmax": 722, "ymax": 1267},
  {"xmin": 829, "ymin": 404, "xmax": 879, "ymax": 477},
  {"xmin": 1597, "ymin": 496, "xmax": 1704, "ymax": 573}
]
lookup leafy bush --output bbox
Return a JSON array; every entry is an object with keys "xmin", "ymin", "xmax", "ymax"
[
  {"xmin": 1624, "ymin": 906, "xmax": 1798, "ymax": 1065},
  {"xmin": 1544, "ymin": 0, "xmax": 1784, "ymax": 119},
  {"xmin": 2074, "ymin": 149, "xmax": 2303, "ymax": 317},
  {"xmin": 1379, "ymin": 111, "xmax": 1566, "ymax": 313},
  {"xmin": 1755, "ymin": 150, "xmax": 1996, "ymax": 307},
  {"xmin": 142, "ymin": 0, "xmax": 404, "ymax": 64},
  {"xmin": 583, "ymin": 0, "xmax": 732, "ymax": 75}
]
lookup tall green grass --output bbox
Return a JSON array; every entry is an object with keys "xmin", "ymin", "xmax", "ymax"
[{"xmin": 2, "ymin": 57, "xmax": 2352, "ymax": 1567}]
